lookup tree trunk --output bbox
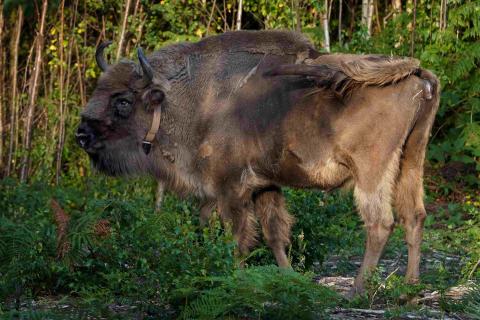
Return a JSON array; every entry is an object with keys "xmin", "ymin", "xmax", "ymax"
[
  {"xmin": 362, "ymin": 0, "xmax": 374, "ymax": 36},
  {"xmin": 0, "ymin": 0, "xmax": 4, "ymax": 175},
  {"xmin": 322, "ymin": 0, "xmax": 330, "ymax": 52},
  {"xmin": 348, "ymin": 0, "xmax": 357, "ymax": 39},
  {"xmin": 439, "ymin": 0, "xmax": 447, "ymax": 31},
  {"xmin": 293, "ymin": 0, "xmax": 301, "ymax": 32},
  {"xmin": 338, "ymin": 0, "xmax": 343, "ymax": 46},
  {"xmin": 206, "ymin": 0, "xmax": 216, "ymax": 35},
  {"xmin": 55, "ymin": 0, "xmax": 66, "ymax": 184},
  {"xmin": 6, "ymin": 6, "xmax": 24, "ymax": 177},
  {"xmin": 392, "ymin": 0, "xmax": 401, "ymax": 17},
  {"xmin": 116, "ymin": 0, "xmax": 132, "ymax": 60},
  {"xmin": 236, "ymin": 0, "xmax": 243, "ymax": 30},
  {"xmin": 362, "ymin": 0, "xmax": 368, "ymax": 26},
  {"xmin": 410, "ymin": 0, "xmax": 417, "ymax": 56},
  {"xmin": 374, "ymin": 0, "xmax": 381, "ymax": 32},
  {"xmin": 125, "ymin": 0, "xmax": 141, "ymax": 54},
  {"xmin": 74, "ymin": 41, "xmax": 86, "ymax": 107},
  {"xmin": 20, "ymin": 0, "xmax": 48, "ymax": 182}
]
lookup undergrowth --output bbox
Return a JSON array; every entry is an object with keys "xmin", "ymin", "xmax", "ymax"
[
  {"xmin": 180, "ymin": 266, "xmax": 340, "ymax": 319},
  {"xmin": 0, "ymin": 176, "xmax": 478, "ymax": 318}
]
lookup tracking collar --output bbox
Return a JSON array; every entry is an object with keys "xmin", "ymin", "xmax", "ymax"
[{"xmin": 142, "ymin": 103, "xmax": 162, "ymax": 154}]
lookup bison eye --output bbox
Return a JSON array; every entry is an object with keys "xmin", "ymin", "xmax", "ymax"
[{"xmin": 113, "ymin": 96, "xmax": 134, "ymax": 118}]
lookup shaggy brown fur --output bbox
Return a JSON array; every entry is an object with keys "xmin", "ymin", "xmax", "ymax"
[
  {"xmin": 338, "ymin": 56, "xmax": 420, "ymax": 85},
  {"xmin": 77, "ymin": 31, "xmax": 440, "ymax": 295},
  {"xmin": 253, "ymin": 186, "xmax": 295, "ymax": 267}
]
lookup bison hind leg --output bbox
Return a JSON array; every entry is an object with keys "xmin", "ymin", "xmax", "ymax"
[
  {"xmin": 352, "ymin": 149, "xmax": 401, "ymax": 294},
  {"xmin": 394, "ymin": 76, "xmax": 439, "ymax": 283}
]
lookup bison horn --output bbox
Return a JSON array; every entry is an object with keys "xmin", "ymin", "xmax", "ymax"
[
  {"xmin": 95, "ymin": 41, "xmax": 112, "ymax": 72},
  {"xmin": 137, "ymin": 47, "xmax": 154, "ymax": 82}
]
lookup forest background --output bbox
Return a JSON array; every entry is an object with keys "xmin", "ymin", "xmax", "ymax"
[{"xmin": 0, "ymin": 0, "xmax": 479, "ymax": 318}]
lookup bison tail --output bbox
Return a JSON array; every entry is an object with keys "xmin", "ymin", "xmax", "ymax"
[
  {"xmin": 264, "ymin": 56, "xmax": 422, "ymax": 98},
  {"xmin": 416, "ymin": 68, "xmax": 440, "ymax": 102},
  {"xmin": 339, "ymin": 57, "xmax": 420, "ymax": 87}
]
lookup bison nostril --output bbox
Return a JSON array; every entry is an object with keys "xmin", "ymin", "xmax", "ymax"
[
  {"xmin": 76, "ymin": 122, "xmax": 101, "ymax": 151},
  {"xmin": 75, "ymin": 132, "xmax": 91, "ymax": 149}
]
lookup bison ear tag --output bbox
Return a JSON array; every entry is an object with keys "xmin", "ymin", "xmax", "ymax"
[{"xmin": 142, "ymin": 141, "xmax": 152, "ymax": 154}]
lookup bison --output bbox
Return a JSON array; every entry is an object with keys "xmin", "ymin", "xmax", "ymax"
[{"xmin": 76, "ymin": 30, "xmax": 439, "ymax": 294}]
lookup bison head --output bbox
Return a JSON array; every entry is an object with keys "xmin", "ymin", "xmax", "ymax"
[{"xmin": 76, "ymin": 42, "xmax": 169, "ymax": 176}]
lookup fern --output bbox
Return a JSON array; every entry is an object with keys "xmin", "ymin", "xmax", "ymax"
[{"xmin": 180, "ymin": 266, "xmax": 340, "ymax": 320}]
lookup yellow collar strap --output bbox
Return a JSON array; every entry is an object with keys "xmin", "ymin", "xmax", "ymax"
[{"xmin": 142, "ymin": 104, "xmax": 162, "ymax": 154}]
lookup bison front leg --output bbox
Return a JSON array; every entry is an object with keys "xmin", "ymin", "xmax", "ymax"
[
  {"xmin": 217, "ymin": 196, "xmax": 258, "ymax": 262},
  {"xmin": 199, "ymin": 200, "xmax": 216, "ymax": 226},
  {"xmin": 253, "ymin": 186, "xmax": 294, "ymax": 268}
]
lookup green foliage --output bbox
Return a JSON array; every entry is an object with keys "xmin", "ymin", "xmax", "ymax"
[
  {"xmin": 364, "ymin": 271, "xmax": 425, "ymax": 308},
  {"xmin": 180, "ymin": 265, "xmax": 341, "ymax": 319},
  {"xmin": 463, "ymin": 283, "xmax": 480, "ymax": 319},
  {"xmin": 0, "ymin": 178, "xmax": 236, "ymax": 317},
  {"xmin": 287, "ymin": 189, "xmax": 362, "ymax": 270}
]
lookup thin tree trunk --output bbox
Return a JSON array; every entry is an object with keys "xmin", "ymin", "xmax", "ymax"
[
  {"xmin": 116, "ymin": 0, "xmax": 132, "ymax": 60},
  {"xmin": 125, "ymin": 0, "xmax": 141, "ymax": 54},
  {"xmin": 293, "ymin": 0, "xmax": 301, "ymax": 32},
  {"xmin": 429, "ymin": 0, "xmax": 434, "ymax": 44},
  {"xmin": 322, "ymin": 0, "xmax": 330, "ymax": 52},
  {"xmin": 439, "ymin": 0, "xmax": 447, "ymax": 31},
  {"xmin": 0, "ymin": 0, "xmax": 4, "ymax": 175},
  {"xmin": 236, "ymin": 0, "xmax": 243, "ymax": 30},
  {"xmin": 206, "ymin": 0, "xmax": 217, "ymax": 35},
  {"xmin": 6, "ymin": 6, "xmax": 24, "ymax": 176},
  {"xmin": 348, "ymin": 0, "xmax": 357, "ymax": 39},
  {"xmin": 362, "ymin": 0, "xmax": 368, "ymax": 26},
  {"xmin": 392, "ymin": 0, "xmax": 401, "ymax": 17},
  {"xmin": 368, "ymin": 0, "xmax": 374, "ymax": 35},
  {"xmin": 362, "ymin": 0, "xmax": 374, "ymax": 36},
  {"xmin": 20, "ymin": 0, "xmax": 48, "ymax": 182},
  {"xmin": 223, "ymin": 0, "xmax": 228, "ymax": 31},
  {"xmin": 230, "ymin": 0, "xmax": 236, "ymax": 30},
  {"xmin": 55, "ymin": 0, "xmax": 65, "ymax": 184},
  {"xmin": 374, "ymin": 0, "xmax": 381, "ymax": 32},
  {"xmin": 74, "ymin": 41, "xmax": 86, "ymax": 107},
  {"xmin": 410, "ymin": 0, "xmax": 417, "ymax": 56},
  {"xmin": 338, "ymin": 0, "xmax": 343, "ymax": 46},
  {"xmin": 136, "ymin": 6, "xmax": 146, "ymax": 44}
]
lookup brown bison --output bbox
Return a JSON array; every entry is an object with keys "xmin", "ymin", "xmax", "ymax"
[{"xmin": 76, "ymin": 30, "xmax": 439, "ymax": 294}]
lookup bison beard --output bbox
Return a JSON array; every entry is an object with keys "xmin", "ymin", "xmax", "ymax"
[
  {"xmin": 90, "ymin": 145, "xmax": 149, "ymax": 176},
  {"xmin": 77, "ymin": 30, "xmax": 439, "ymax": 296}
]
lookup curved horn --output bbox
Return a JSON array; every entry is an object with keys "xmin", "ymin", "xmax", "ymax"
[
  {"xmin": 137, "ymin": 47, "xmax": 154, "ymax": 82},
  {"xmin": 96, "ymin": 41, "xmax": 112, "ymax": 72}
]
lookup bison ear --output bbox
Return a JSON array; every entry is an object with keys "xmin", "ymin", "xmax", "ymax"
[
  {"xmin": 143, "ymin": 89, "xmax": 165, "ymax": 112},
  {"xmin": 137, "ymin": 47, "xmax": 171, "ymax": 92},
  {"xmin": 148, "ymin": 89, "xmax": 165, "ymax": 105}
]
